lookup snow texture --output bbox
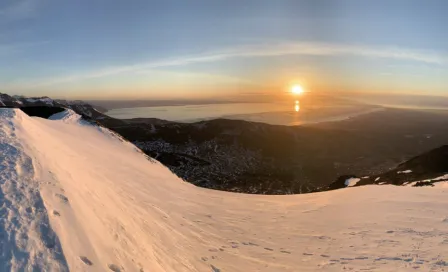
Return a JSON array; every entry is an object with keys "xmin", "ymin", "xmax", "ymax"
[
  {"xmin": 1, "ymin": 108, "xmax": 448, "ymax": 271},
  {"xmin": 0, "ymin": 109, "xmax": 68, "ymax": 271}
]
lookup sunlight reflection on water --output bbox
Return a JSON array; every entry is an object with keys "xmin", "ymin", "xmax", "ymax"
[{"xmin": 295, "ymin": 100, "xmax": 300, "ymax": 112}]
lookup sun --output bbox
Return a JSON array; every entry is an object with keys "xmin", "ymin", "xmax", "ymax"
[{"xmin": 291, "ymin": 84, "xmax": 304, "ymax": 95}]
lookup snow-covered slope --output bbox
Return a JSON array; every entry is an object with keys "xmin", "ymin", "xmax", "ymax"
[
  {"xmin": 1, "ymin": 108, "xmax": 448, "ymax": 271},
  {"xmin": 0, "ymin": 109, "xmax": 68, "ymax": 271}
]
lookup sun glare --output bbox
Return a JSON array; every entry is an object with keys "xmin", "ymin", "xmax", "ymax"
[{"xmin": 291, "ymin": 85, "xmax": 304, "ymax": 95}]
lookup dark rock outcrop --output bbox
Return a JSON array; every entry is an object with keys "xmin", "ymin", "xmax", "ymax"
[{"xmin": 20, "ymin": 106, "xmax": 66, "ymax": 119}]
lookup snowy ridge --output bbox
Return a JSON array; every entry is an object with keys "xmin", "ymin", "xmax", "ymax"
[
  {"xmin": 0, "ymin": 109, "xmax": 68, "ymax": 271},
  {"xmin": 50, "ymin": 109, "xmax": 148, "ymax": 158},
  {"xmin": 48, "ymin": 109, "xmax": 83, "ymax": 124},
  {"xmin": 1, "ymin": 108, "xmax": 448, "ymax": 271}
]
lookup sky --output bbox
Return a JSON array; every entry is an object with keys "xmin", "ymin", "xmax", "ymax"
[{"xmin": 1, "ymin": 0, "xmax": 447, "ymax": 100}]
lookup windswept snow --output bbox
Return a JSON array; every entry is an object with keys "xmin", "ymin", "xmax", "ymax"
[{"xmin": 1, "ymin": 108, "xmax": 448, "ymax": 271}]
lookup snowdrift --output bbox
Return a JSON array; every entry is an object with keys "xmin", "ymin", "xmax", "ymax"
[{"xmin": 1, "ymin": 108, "xmax": 448, "ymax": 271}]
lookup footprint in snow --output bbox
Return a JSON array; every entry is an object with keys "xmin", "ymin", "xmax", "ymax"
[
  {"xmin": 108, "ymin": 264, "xmax": 122, "ymax": 272},
  {"xmin": 242, "ymin": 242, "xmax": 259, "ymax": 246},
  {"xmin": 55, "ymin": 193, "xmax": 69, "ymax": 203},
  {"xmin": 80, "ymin": 256, "xmax": 93, "ymax": 265}
]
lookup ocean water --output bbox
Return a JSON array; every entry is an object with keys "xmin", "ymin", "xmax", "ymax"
[{"xmin": 106, "ymin": 100, "xmax": 381, "ymax": 126}]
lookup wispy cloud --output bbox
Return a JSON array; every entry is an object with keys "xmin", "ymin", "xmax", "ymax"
[
  {"xmin": 8, "ymin": 41, "xmax": 448, "ymax": 89},
  {"xmin": 0, "ymin": 0, "xmax": 40, "ymax": 21},
  {"xmin": 0, "ymin": 40, "xmax": 49, "ymax": 57}
]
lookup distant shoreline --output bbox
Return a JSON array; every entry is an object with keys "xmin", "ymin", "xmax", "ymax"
[
  {"xmin": 91, "ymin": 100, "xmax": 244, "ymax": 111},
  {"xmin": 105, "ymin": 102, "xmax": 384, "ymax": 126}
]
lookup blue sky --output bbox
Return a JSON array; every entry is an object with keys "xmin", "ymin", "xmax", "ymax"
[{"xmin": 1, "ymin": 0, "xmax": 447, "ymax": 99}]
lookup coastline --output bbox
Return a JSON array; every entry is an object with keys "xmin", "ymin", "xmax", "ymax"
[{"xmin": 105, "ymin": 102, "xmax": 382, "ymax": 126}]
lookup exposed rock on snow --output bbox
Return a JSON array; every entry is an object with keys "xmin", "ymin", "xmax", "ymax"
[{"xmin": 353, "ymin": 145, "xmax": 448, "ymax": 188}]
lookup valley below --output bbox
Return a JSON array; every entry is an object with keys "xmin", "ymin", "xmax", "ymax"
[{"xmin": 105, "ymin": 107, "xmax": 448, "ymax": 194}]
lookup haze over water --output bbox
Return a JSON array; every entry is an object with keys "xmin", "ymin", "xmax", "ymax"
[{"xmin": 106, "ymin": 99, "xmax": 381, "ymax": 125}]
